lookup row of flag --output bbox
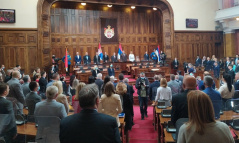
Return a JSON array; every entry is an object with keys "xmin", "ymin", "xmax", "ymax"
[{"xmin": 65, "ymin": 43, "xmax": 161, "ymax": 71}]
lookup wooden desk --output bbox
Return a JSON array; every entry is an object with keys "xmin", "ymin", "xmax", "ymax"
[
  {"xmin": 164, "ymin": 129, "xmax": 175, "ymax": 143},
  {"xmin": 220, "ymin": 111, "xmax": 239, "ymax": 121},
  {"xmin": 17, "ymin": 123, "xmax": 37, "ymax": 136}
]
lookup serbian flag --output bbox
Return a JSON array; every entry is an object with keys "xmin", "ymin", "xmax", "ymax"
[
  {"xmin": 156, "ymin": 45, "xmax": 160, "ymax": 62},
  {"xmin": 98, "ymin": 43, "xmax": 103, "ymax": 60},
  {"xmin": 118, "ymin": 43, "xmax": 123, "ymax": 60},
  {"xmin": 65, "ymin": 48, "xmax": 68, "ymax": 72}
]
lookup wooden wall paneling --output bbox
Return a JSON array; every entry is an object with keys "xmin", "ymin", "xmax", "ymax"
[{"xmin": 0, "ymin": 47, "xmax": 5, "ymax": 65}]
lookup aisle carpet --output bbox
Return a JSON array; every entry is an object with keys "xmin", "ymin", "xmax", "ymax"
[{"xmin": 129, "ymin": 106, "xmax": 158, "ymax": 143}]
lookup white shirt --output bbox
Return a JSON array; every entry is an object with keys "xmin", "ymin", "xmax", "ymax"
[
  {"xmin": 155, "ymin": 87, "xmax": 172, "ymax": 101},
  {"xmin": 218, "ymin": 83, "xmax": 235, "ymax": 99},
  {"xmin": 129, "ymin": 54, "xmax": 135, "ymax": 62}
]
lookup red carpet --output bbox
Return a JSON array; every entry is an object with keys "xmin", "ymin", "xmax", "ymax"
[{"xmin": 129, "ymin": 106, "xmax": 158, "ymax": 143}]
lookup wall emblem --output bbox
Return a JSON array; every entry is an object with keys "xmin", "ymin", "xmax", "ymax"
[{"xmin": 104, "ymin": 25, "xmax": 114, "ymax": 39}]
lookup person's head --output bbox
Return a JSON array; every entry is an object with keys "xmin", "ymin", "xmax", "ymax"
[
  {"xmin": 35, "ymin": 73, "xmax": 41, "ymax": 80},
  {"xmin": 235, "ymin": 73, "xmax": 239, "ymax": 81},
  {"xmin": 0, "ymin": 83, "xmax": 9, "ymax": 97},
  {"xmin": 72, "ymin": 79, "xmax": 79, "ymax": 89},
  {"xmin": 130, "ymin": 51, "xmax": 133, "ymax": 54},
  {"xmin": 222, "ymin": 73, "xmax": 232, "ymax": 92},
  {"xmin": 170, "ymin": 74, "xmax": 175, "ymax": 81},
  {"xmin": 196, "ymin": 76, "xmax": 201, "ymax": 81},
  {"xmin": 122, "ymin": 51, "xmax": 125, "ymax": 54},
  {"xmin": 212, "ymin": 55, "xmax": 215, "ymax": 59},
  {"xmin": 207, "ymin": 57, "xmax": 210, "ymax": 60},
  {"xmin": 214, "ymin": 58, "xmax": 217, "ymax": 62},
  {"xmin": 160, "ymin": 78, "xmax": 167, "ymax": 88},
  {"xmin": 177, "ymin": 70, "xmax": 182, "ymax": 75},
  {"xmin": 175, "ymin": 57, "xmax": 177, "ymax": 60},
  {"xmin": 119, "ymin": 73, "xmax": 124, "ymax": 81},
  {"xmin": 70, "ymin": 75, "xmax": 76, "ymax": 86},
  {"xmin": 188, "ymin": 63, "xmax": 193, "ymax": 68},
  {"xmin": 23, "ymin": 75, "xmax": 30, "ymax": 83},
  {"xmin": 29, "ymin": 81, "xmax": 39, "ymax": 92},
  {"xmin": 41, "ymin": 71, "xmax": 46, "ymax": 78},
  {"xmin": 153, "ymin": 49, "xmax": 156, "ymax": 52},
  {"xmin": 110, "ymin": 64, "xmax": 113, "ymax": 68},
  {"xmin": 88, "ymin": 76, "xmax": 95, "ymax": 84},
  {"xmin": 53, "ymin": 81, "xmax": 63, "ymax": 94},
  {"xmin": 175, "ymin": 75, "xmax": 179, "ymax": 80},
  {"xmin": 231, "ymin": 61, "xmax": 235, "ymax": 65},
  {"xmin": 203, "ymin": 56, "xmax": 206, "ymax": 59},
  {"xmin": 96, "ymin": 73, "xmax": 102, "ymax": 80},
  {"xmin": 76, "ymin": 52, "xmax": 79, "ymax": 55},
  {"xmin": 96, "ymin": 52, "xmax": 98, "ymax": 55},
  {"xmin": 1, "ymin": 65, "xmax": 5, "ymax": 69},
  {"xmin": 105, "ymin": 52, "xmax": 107, "ymax": 55},
  {"xmin": 140, "ymin": 72, "xmax": 145, "ymax": 78},
  {"xmin": 228, "ymin": 65, "xmax": 232, "ymax": 70},
  {"xmin": 110, "ymin": 76, "xmax": 115, "ymax": 82},
  {"xmin": 13, "ymin": 67, "xmax": 18, "ymax": 71},
  {"xmin": 204, "ymin": 76, "xmax": 213, "ymax": 88},
  {"xmin": 214, "ymin": 62, "xmax": 218, "ymax": 66},
  {"xmin": 16, "ymin": 65, "xmax": 21, "ymax": 70},
  {"xmin": 145, "ymin": 51, "xmax": 147, "ymax": 54},
  {"xmin": 78, "ymin": 84, "xmax": 99, "ymax": 109},
  {"xmin": 52, "ymin": 73, "xmax": 60, "ymax": 81},
  {"xmin": 60, "ymin": 76, "xmax": 65, "ymax": 82},
  {"xmin": 187, "ymin": 90, "xmax": 215, "ymax": 135},
  {"xmin": 94, "ymin": 65, "xmax": 98, "ymax": 70},
  {"xmin": 182, "ymin": 75, "xmax": 197, "ymax": 90},
  {"xmin": 197, "ymin": 55, "xmax": 199, "ymax": 59},
  {"xmin": 227, "ymin": 57, "xmax": 230, "ymax": 61},
  {"xmin": 46, "ymin": 86, "xmax": 58, "ymax": 100},
  {"xmin": 116, "ymin": 82, "xmax": 127, "ymax": 95},
  {"xmin": 123, "ymin": 78, "xmax": 129, "ymax": 84},
  {"xmin": 6, "ymin": 69, "xmax": 12, "ymax": 76},
  {"xmin": 104, "ymin": 82, "xmax": 115, "ymax": 97},
  {"xmin": 237, "ymin": 60, "xmax": 239, "ymax": 65},
  {"xmin": 154, "ymin": 75, "xmax": 159, "ymax": 81},
  {"xmin": 113, "ymin": 52, "xmax": 116, "ymax": 56},
  {"xmin": 85, "ymin": 52, "xmax": 88, "ymax": 55},
  {"xmin": 103, "ymin": 75, "xmax": 110, "ymax": 84},
  {"xmin": 12, "ymin": 71, "xmax": 21, "ymax": 79},
  {"xmin": 203, "ymin": 71, "xmax": 210, "ymax": 77},
  {"xmin": 36, "ymin": 67, "xmax": 40, "ymax": 73},
  {"xmin": 74, "ymin": 82, "xmax": 86, "ymax": 100}
]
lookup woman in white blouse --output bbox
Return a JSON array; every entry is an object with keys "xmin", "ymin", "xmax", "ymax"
[
  {"xmin": 129, "ymin": 51, "xmax": 135, "ymax": 62},
  {"xmin": 218, "ymin": 73, "xmax": 235, "ymax": 104},
  {"xmin": 98, "ymin": 82, "xmax": 122, "ymax": 127},
  {"xmin": 154, "ymin": 78, "xmax": 172, "ymax": 106}
]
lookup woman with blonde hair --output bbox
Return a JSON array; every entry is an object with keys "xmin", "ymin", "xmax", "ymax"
[
  {"xmin": 116, "ymin": 82, "xmax": 133, "ymax": 131},
  {"xmin": 53, "ymin": 81, "xmax": 69, "ymax": 114},
  {"xmin": 72, "ymin": 82, "xmax": 86, "ymax": 113},
  {"xmin": 98, "ymin": 82, "xmax": 122, "ymax": 127},
  {"xmin": 177, "ymin": 90, "xmax": 234, "ymax": 143},
  {"xmin": 153, "ymin": 78, "xmax": 172, "ymax": 106}
]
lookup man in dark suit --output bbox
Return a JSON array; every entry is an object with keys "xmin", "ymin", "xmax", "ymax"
[
  {"xmin": 103, "ymin": 52, "xmax": 109, "ymax": 63},
  {"xmin": 120, "ymin": 51, "xmax": 127, "ymax": 62},
  {"xmin": 149, "ymin": 75, "xmax": 160, "ymax": 101},
  {"xmin": 144, "ymin": 51, "xmax": 149, "ymax": 61},
  {"xmin": 172, "ymin": 57, "xmax": 179, "ymax": 70},
  {"xmin": 227, "ymin": 65, "xmax": 235, "ymax": 83},
  {"xmin": 0, "ymin": 83, "xmax": 17, "ymax": 143},
  {"xmin": 60, "ymin": 84, "xmax": 121, "ymax": 143},
  {"xmin": 195, "ymin": 55, "xmax": 202, "ymax": 67},
  {"xmin": 4, "ymin": 69, "xmax": 12, "ymax": 83},
  {"xmin": 93, "ymin": 52, "xmax": 101, "ymax": 64},
  {"xmin": 21, "ymin": 75, "xmax": 31, "ymax": 97},
  {"xmin": 95, "ymin": 73, "xmax": 104, "ymax": 97},
  {"xmin": 234, "ymin": 73, "xmax": 239, "ymax": 90},
  {"xmin": 92, "ymin": 66, "xmax": 101, "ymax": 78},
  {"xmin": 108, "ymin": 64, "xmax": 115, "ymax": 76},
  {"xmin": 171, "ymin": 75, "xmax": 197, "ymax": 125},
  {"xmin": 48, "ymin": 64, "xmax": 57, "ymax": 81},
  {"xmin": 83, "ymin": 52, "xmax": 91, "ymax": 65},
  {"xmin": 235, "ymin": 55, "xmax": 239, "ymax": 65},
  {"xmin": 111, "ymin": 52, "xmax": 118, "ymax": 62},
  {"xmin": 7, "ymin": 71, "xmax": 25, "ymax": 114},
  {"xmin": 25, "ymin": 81, "xmax": 42, "ymax": 116},
  {"xmin": 39, "ymin": 71, "xmax": 48, "ymax": 95},
  {"xmin": 75, "ymin": 52, "xmax": 81, "ymax": 65},
  {"xmin": 225, "ymin": 57, "xmax": 231, "ymax": 72},
  {"xmin": 205, "ymin": 57, "xmax": 212, "ymax": 71}
]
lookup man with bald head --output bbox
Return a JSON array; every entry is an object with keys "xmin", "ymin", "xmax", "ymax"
[
  {"xmin": 7, "ymin": 71, "xmax": 25, "ymax": 114},
  {"xmin": 171, "ymin": 75, "xmax": 197, "ymax": 125}
]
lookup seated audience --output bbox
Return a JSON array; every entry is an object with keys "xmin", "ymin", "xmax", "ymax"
[
  {"xmin": 99, "ymin": 82, "xmax": 122, "ymax": 127},
  {"xmin": 25, "ymin": 81, "xmax": 42, "ymax": 116},
  {"xmin": 171, "ymin": 75, "xmax": 197, "ymax": 125},
  {"xmin": 202, "ymin": 76, "xmax": 221, "ymax": 119},
  {"xmin": 34, "ymin": 86, "xmax": 67, "ymax": 119},
  {"xmin": 21, "ymin": 75, "xmax": 31, "ymax": 97},
  {"xmin": 60, "ymin": 84, "xmax": 121, "ymax": 143},
  {"xmin": 167, "ymin": 74, "xmax": 180, "ymax": 96},
  {"xmin": 153, "ymin": 78, "xmax": 172, "ymax": 106},
  {"xmin": 177, "ymin": 90, "xmax": 234, "ymax": 143},
  {"xmin": 53, "ymin": 81, "xmax": 69, "ymax": 114},
  {"xmin": 0, "ymin": 83, "xmax": 17, "ymax": 143}
]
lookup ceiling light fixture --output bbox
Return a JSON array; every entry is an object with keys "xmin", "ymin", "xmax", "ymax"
[
  {"xmin": 107, "ymin": 5, "xmax": 112, "ymax": 7},
  {"xmin": 153, "ymin": 7, "xmax": 157, "ymax": 10},
  {"xmin": 81, "ymin": 3, "xmax": 86, "ymax": 6},
  {"xmin": 131, "ymin": 6, "xmax": 136, "ymax": 9}
]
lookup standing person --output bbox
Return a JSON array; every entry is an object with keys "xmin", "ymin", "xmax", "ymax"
[
  {"xmin": 205, "ymin": 57, "xmax": 212, "ymax": 71},
  {"xmin": 7, "ymin": 71, "xmax": 25, "ymax": 114},
  {"xmin": 225, "ymin": 57, "xmax": 231, "ymax": 72},
  {"xmin": 213, "ymin": 62, "xmax": 220, "ymax": 79},
  {"xmin": 111, "ymin": 52, "xmax": 118, "ymax": 62},
  {"xmin": 101, "ymin": 76, "xmax": 110, "ymax": 94},
  {"xmin": 75, "ymin": 52, "xmax": 81, "ymax": 65},
  {"xmin": 202, "ymin": 56, "xmax": 207, "ymax": 67},
  {"xmin": 153, "ymin": 78, "xmax": 172, "ymax": 106},
  {"xmin": 4, "ymin": 69, "xmax": 12, "ymax": 83},
  {"xmin": 227, "ymin": 65, "xmax": 235, "ymax": 83},
  {"xmin": 62, "ymin": 51, "xmax": 72, "ymax": 76},
  {"xmin": 120, "ymin": 51, "xmax": 127, "ymax": 62},
  {"xmin": 93, "ymin": 52, "xmax": 101, "ymax": 64},
  {"xmin": 0, "ymin": 65, "xmax": 6, "ymax": 81},
  {"xmin": 167, "ymin": 74, "xmax": 180, "ymax": 96},
  {"xmin": 48, "ymin": 64, "xmax": 57, "ymax": 81},
  {"xmin": 144, "ymin": 51, "xmax": 149, "ymax": 61},
  {"xmin": 60, "ymin": 84, "xmax": 121, "ymax": 143},
  {"xmin": 95, "ymin": 73, "xmax": 104, "ymax": 97},
  {"xmin": 21, "ymin": 75, "xmax": 31, "ymax": 97},
  {"xmin": 83, "ymin": 52, "xmax": 91, "ymax": 65},
  {"xmin": 39, "ymin": 71, "xmax": 48, "ymax": 95},
  {"xmin": 172, "ymin": 57, "xmax": 179, "ymax": 70},
  {"xmin": 129, "ymin": 51, "xmax": 135, "ymax": 62},
  {"xmin": 103, "ymin": 52, "xmax": 109, "ymax": 63},
  {"xmin": 160, "ymin": 51, "xmax": 166, "ymax": 65},
  {"xmin": 108, "ymin": 64, "xmax": 115, "ymax": 76},
  {"xmin": 135, "ymin": 72, "xmax": 149, "ymax": 120},
  {"xmin": 150, "ymin": 49, "xmax": 157, "ymax": 64},
  {"xmin": 149, "ymin": 75, "xmax": 161, "ymax": 101},
  {"xmin": 0, "ymin": 83, "xmax": 17, "ymax": 143},
  {"xmin": 33, "ymin": 67, "xmax": 41, "ymax": 81},
  {"xmin": 195, "ymin": 55, "xmax": 202, "ymax": 67},
  {"xmin": 177, "ymin": 90, "xmax": 234, "ymax": 143},
  {"xmin": 92, "ymin": 66, "xmax": 101, "ymax": 78}
]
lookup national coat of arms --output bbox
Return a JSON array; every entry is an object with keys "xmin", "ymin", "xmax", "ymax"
[{"xmin": 104, "ymin": 25, "xmax": 115, "ymax": 39}]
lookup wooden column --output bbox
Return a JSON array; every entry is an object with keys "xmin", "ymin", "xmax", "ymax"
[{"xmin": 224, "ymin": 32, "xmax": 236, "ymax": 57}]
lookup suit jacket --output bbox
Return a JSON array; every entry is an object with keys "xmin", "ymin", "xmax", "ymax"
[
  {"xmin": 93, "ymin": 55, "xmax": 101, "ymax": 64},
  {"xmin": 120, "ymin": 54, "xmax": 127, "ymax": 62},
  {"xmin": 195, "ymin": 58, "xmax": 202, "ymax": 67},
  {"xmin": 234, "ymin": 81, "xmax": 239, "ymax": 90},
  {"xmin": 172, "ymin": 60, "xmax": 179, "ymax": 69},
  {"xmin": 213, "ymin": 65, "xmax": 220, "ymax": 78},
  {"xmin": 4, "ymin": 75, "xmax": 11, "ymax": 83},
  {"xmin": 111, "ymin": 56, "xmax": 118, "ymax": 62},
  {"xmin": 108, "ymin": 68, "xmax": 115, "ymax": 76},
  {"xmin": 92, "ymin": 70, "xmax": 101, "ymax": 78},
  {"xmin": 34, "ymin": 100, "xmax": 67, "ymax": 119},
  {"xmin": 60, "ymin": 109, "xmax": 121, "ymax": 143},
  {"xmin": 235, "ymin": 65, "xmax": 239, "ymax": 73},
  {"xmin": 126, "ymin": 83, "xmax": 135, "ymax": 104},
  {"xmin": 39, "ymin": 77, "xmax": 47, "ymax": 93},
  {"xmin": 167, "ymin": 80, "xmax": 181, "ymax": 95},
  {"xmin": 95, "ymin": 79, "xmax": 104, "ymax": 96},
  {"xmin": 202, "ymin": 60, "xmax": 207, "ymax": 67},
  {"xmin": 149, "ymin": 81, "xmax": 160, "ymax": 100},
  {"xmin": 171, "ymin": 90, "xmax": 192, "ymax": 125},
  {"xmin": 227, "ymin": 69, "xmax": 235, "ymax": 82},
  {"xmin": 103, "ymin": 55, "xmax": 109, "ymax": 63},
  {"xmin": 135, "ymin": 77, "xmax": 149, "ymax": 96},
  {"xmin": 75, "ymin": 55, "xmax": 82, "ymax": 64},
  {"xmin": 26, "ymin": 91, "xmax": 42, "ymax": 115},
  {"xmin": 21, "ymin": 82, "xmax": 30, "ymax": 97},
  {"xmin": 0, "ymin": 97, "xmax": 17, "ymax": 139},
  {"xmin": 205, "ymin": 60, "xmax": 212, "ymax": 71},
  {"xmin": 225, "ymin": 61, "xmax": 231, "ymax": 72},
  {"xmin": 83, "ymin": 55, "xmax": 91, "ymax": 65},
  {"xmin": 7, "ymin": 78, "xmax": 25, "ymax": 112},
  {"xmin": 144, "ymin": 54, "xmax": 149, "ymax": 61}
]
